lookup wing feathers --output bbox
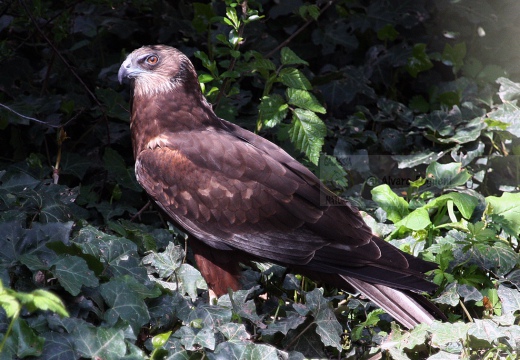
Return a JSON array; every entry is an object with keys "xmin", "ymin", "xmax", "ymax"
[{"xmin": 343, "ymin": 276, "xmax": 436, "ymax": 328}]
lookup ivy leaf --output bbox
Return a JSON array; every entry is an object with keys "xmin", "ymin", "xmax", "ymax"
[
  {"xmin": 103, "ymin": 147, "xmax": 141, "ymax": 192},
  {"xmin": 100, "ymin": 277, "xmax": 151, "ymax": 332},
  {"xmin": 286, "ymin": 88, "xmax": 326, "ymax": 114},
  {"xmin": 73, "ymin": 323, "xmax": 126, "ymax": 360},
  {"xmin": 305, "ymin": 289, "xmax": 342, "ymax": 351},
  {"xmin": 406, "ymin": 43, "xmax": 433, "ymax": 77},
  {"xmin": 219, "ymin": 288, "xmax": 265, "ymax": 328},
  {"xmin": 457, "ymin": 284, "xmax": 483, "ymax": 302},
  {"xmin": 76, "ymin": 227, "xmax": 148, "ymax": 282},
  {"xmin": 187, "ymin": 303, "xmax": 232, "ymax": 328},
  {"xmin": 40, "ymin": 332, "xmax": 76, "ymax": 360},
  {"xmin": 467, "ymin": 319, "xmax": 506, "ymax": 348},
  {"xmin": 497, "ymin": 285, "xmax": 520, "ymax": 315},
  {"xmin": 214, "ymin": 341, "xmax": 281, "ymax": 360},
  {"xmin": 371, "ymin": 184, "xmax": 409, "ymax": 223},
  {"xmin": 487, "ymin": 102, "xmax": 520, "ymax": 138},
  {"xmin": 51, "ymin": 255, "xmax": 99, "ymax": 296},
  {"xmin": 442, "ymin": 43, "xmax": 466, "ymax": 74},
  {"xmin": 486, "ymin": 192, "xmax": 520, "ymax": 235},
  {"xmin": 317, "ymin": 66, "xmax": 376, "ymax": 107},
  {"xmin": 260, "ymin": 311, "xmax": 307, "ymax": 336},
  {"xmin": 142, "ymin": 242, "xmax": 184, "ymax": 278},
  {"xmin": 395, "ymin": 208, "xmax": 431, "ymax": 231},
  {"xmin": 393, "ymin": 151, "xmax": 446, "ymax": 169},
  {"xmin": 288, "ymin": 108, "xmax": 326, "ymax": 165},
  {"xmin": 430, "ymin": 321, "xmax": 471, "ymax": 347},
  {"xmin": 377, "ymin": 24, "xmax": 399, "ymax": 41},
  {"xmin": 434, "ymin": 117, "xmax": 486, "ymax": 145},
  {"xmin": 497, "ymin": 77, "xmax": 520, "ymax": 103},
  {"xmin": 60, "ymin": 152, "xmax": 92, "ymax": 180},
  {"xmin": 11, "ymin": 318, "xmax": 45, "ymax": 357},
  {"xmin": 473, "ymin": 242, "xmax": 517, "ymax": 276},
  {"xmin": 425, "ymin": 192, "xmax": 478, "ymax": 220},
  {"xmin": 425, "ymin": 162, "xmax": 472, "ymax": 190},
  {"xmin": 176, "ymin": 263, "xmax": 206, "ymax": 301},
  {"xmin": 218, "ymin": 323, "xmax": 250, "ymax": 341},
  {"xmin": 414, "ymin": 107, "xmax": 462, "ymax": 137},
  {"xmin": 173, "ymin": 326, "xmax": 216, "ymax": 351},
  {"xmin": 95, "ymin": 88, "xmax": 128, "ymax": 122}
]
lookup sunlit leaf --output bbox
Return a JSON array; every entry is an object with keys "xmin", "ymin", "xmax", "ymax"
[{"xmin": 288, "ymin": 109, "xmax": 326, "ymax": 165}]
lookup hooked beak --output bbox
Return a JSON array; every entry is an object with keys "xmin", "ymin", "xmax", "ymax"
[{"xmin": 118, "ymin": 57, "xmax": 145, "ymax": 84}]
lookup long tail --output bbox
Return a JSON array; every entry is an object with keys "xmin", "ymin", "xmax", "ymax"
[{"xmin": 343, "ymin": 275, "xmax": 438, "ymax": 328}]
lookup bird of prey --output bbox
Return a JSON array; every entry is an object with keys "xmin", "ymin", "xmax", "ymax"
[{"xmin": 118, "ymin": 45, "xmax": 442, "ymax": 328}]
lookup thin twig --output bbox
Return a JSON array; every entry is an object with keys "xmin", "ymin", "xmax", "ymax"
[
  {"xmin": 0, "ymin": 102, "xmax": 84, "ymax": 128},
  {"xmin": 264, "ymin": 0, "xmax": 336, "ymax": 59}
]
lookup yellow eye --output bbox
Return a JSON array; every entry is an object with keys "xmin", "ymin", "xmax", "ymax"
[{"xmin": 146, "ymin": 55, "xmax": 159, "ymax": 65}]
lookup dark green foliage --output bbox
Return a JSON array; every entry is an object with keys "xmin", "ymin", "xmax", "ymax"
[{"xmin": 1, "ymin": 0, "xmax": 520, "ymax": 358}]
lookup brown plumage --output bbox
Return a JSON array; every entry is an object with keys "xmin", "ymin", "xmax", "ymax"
[{"xmin": 118, "ymin": 45, "xmax": 443, "ymax": 328}]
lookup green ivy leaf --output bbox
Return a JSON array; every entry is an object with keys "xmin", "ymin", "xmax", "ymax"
[
  {"xmin": 426, "ymin": 192, "xmax": 478, "ymax": 220},
  {"xmin": 425, "ymin": 162, "xmax": 472, "ymax": 190},
  {"xmin": 51, "ymin": 255, "xmax": 99, "ymax": 296},
  {"xmin": 377, "ymin": 24, "xmax": 399, "ymax": 41},
  {"xmin": 95, "ymin": 88, "xmax": 128, "ymax": 122},
  {"xmin": 305, "ymin": 289, "xmax": 342, "ymax": 351},
  {"xmin": 100, "ymin": 277, "xmax": 151, "ymax": 332},
  {"xmin": 430, "ymin": 321, "xmax": 471, "ymax": 347},
  {"xmin": 219, "ymin": 288, "xmax": 265, "ymax": 327},
  {"xmin": 497, "ymin": 285, "xmax": 520, "ymax": 315},
  {"xmin": 176, "ymin": 264, "xmax": 206, "ymax": 301},
  {"xmin": 413, "ymin": 107, "xmax": 462, "ymax": 137},
  {"xmin": 371, "ymin": 184, "xmax": 409, "ymax": 223},
  {"xmin": 142, "ymin": 242, "xmax": 184, "ymax": 278},
  {"xmin": 395, "ymin": 208, "xmax": 431, "ymax": 231},
  {"xmin": 434, "ymin": 117, "xmax": 486, "ymax": 145},
  {"xmin": 496, "ymin": 77, "xmax": 520, "ymax": 103},
  {"xmin": 288, "ymin": 109, "xmax": 326, "ymax": 165},
  {"xmin": 406, "ymin": 43, "xmax": 433, "ymax": 78},
  {"xmin": 442, "ymin": 43, "xmax": 466, "ymax": 74},
  {"xmin": 214, "ymin": 341, "xmax": 281, "ymax": 360},
  {"xmin": 487, "ymin": 102, "xmax": 520, "ymax": 138},
  {"xmin": 218, "ymin": 323, "xmax": 250, "ymax": 341},
  {"xmin": 103, "ymin": 148, "xmax": 141, "ymax": 192},
  {"xmin": 174, "ymin": 326, "xmax": 216, "ymax": 351},
  {"xmin": 12, "ymin": 318, "xmax": 45, "ymax": 357},
  {"xmin": 393, "ymin": 151, "xmax": 445, "ymax": 169},
  {"xmin": 39, "ymin": 331, "xmax": 76, "ymax": 360},
  {"xmin": 467, "ymin": 319, "xmax": 505, "ymax": 349},
  {"xmin": 73, "ymin": 324, "xmax": 126, "ymax": 360},
  {"xmin": 260, "ymin": 311, "xmax": 306, "ymax": 336},
  {"xmin": 473, "ymin": 242, "xmax": 517, "ymax": 276},
  {"xmin": 486, "ymin": 191, "xmax": 520, "ymax": 235}
]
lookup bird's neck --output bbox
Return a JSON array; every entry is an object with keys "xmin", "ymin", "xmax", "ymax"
[{"xmin": 130, "ymin": 88, "xmax": 218, "ymax": 158}]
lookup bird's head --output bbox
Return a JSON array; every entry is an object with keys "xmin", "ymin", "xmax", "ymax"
[{"xmin": 118, "ymin": 45, "xmax": 197, "ymax": 97}]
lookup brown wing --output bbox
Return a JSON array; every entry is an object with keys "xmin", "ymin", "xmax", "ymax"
[
  {"xmin": 135, "ymin": 128, "xmax": 329, "ymax": 263},
  {"xmin": 134, "ymin": 120, "xmax": 434, "ymax": 289}
]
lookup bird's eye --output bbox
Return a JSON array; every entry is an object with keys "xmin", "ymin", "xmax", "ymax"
[{"xmin": 146, "ymin": 55, "xmax": 159, "ymax": 65}]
